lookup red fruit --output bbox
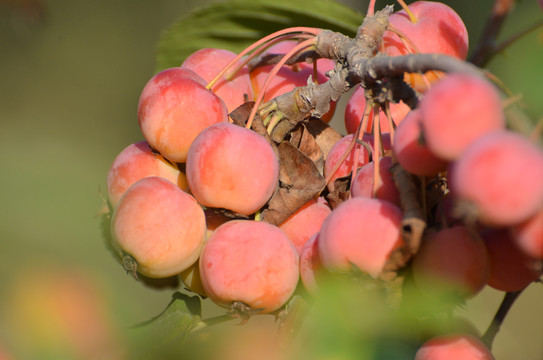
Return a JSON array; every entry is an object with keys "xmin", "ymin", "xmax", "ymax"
[
  {"xmin": 384, "ymin": 1, "xmax": 468, "ymax": 59},
  {"xmin": 383, "ymin": 1, "xmax": 468, "ymax": 92},
  {"xmin": 412, "ymin": 226, "xmax": 490, "ymax": 298},
  {"xmin": 350, "ymin": 156, "xmax": 401, "ymax": 207},
  {"xmin": 451, "ymin": 130, "xmax": 543, "ymax": 226},
  {"xmin": 199, "ymin": 220, "xmax": 299, "ymax": 313},
  {"xmin": 278, "ymin": 197, "xmax": 331, "ymax": 254},
  {"xmin": 186, "ymin": 122, "xmax": 279, "ymax": 216},
  {"xmin": 138, "ymin": 67, "xmax": 228, "ymax": 163},
  {"xmin": 318, "ymin": 197, "xmax": 404, "ymax": 278},
  {"xmin": 415, "ymin": 333, "xmax": 495, "ymax": 360},
  {"xmin": 481, "ymin": 227, "xmax": 541, "ymax": 292},
  {"xmin": 419, "ymin": 73, "xmax": 505, "ymax": 161},
  {"xmin": 106, "ymin": 141, "xmax": 187, "ymax": 208},
  {"xmin": 511, "ymin": 207, "xmax": 543, "ymax": 259},
  {"xmin": 299, "ymin": 233, "xmax": 322, "ymax": 295},
  {"xmin": 111, "ymin": 177, "xmax": 206, "ymax": 278},
  {"xmin": 392, "ymin": 109, "xmax": 448, "ymax": 176},
  {"xmin": 181, "ymin": 48, "xmax": 254, "ymax": 112},
  {"xmin": 344, "ymin": 86, "xmax": 410, "ymax": 134},
  {"xmin": 324, "ymin": 134, "xmax": 370, "ymax": 192},
  {"xmin": 250, "ymin": 41, "xmax": 336, "ymax": 122}
]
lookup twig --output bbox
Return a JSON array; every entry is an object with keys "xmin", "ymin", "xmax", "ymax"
[
  {"xmin": 470, "ymin": 0, "xmax": 515, "ymax": 67},
  {"xmin": 481, "ymin": 289, "xmax": 524, "ymax": 349}
]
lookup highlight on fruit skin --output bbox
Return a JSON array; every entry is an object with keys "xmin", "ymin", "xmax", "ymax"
[
  {"xmin": 199, "ymin": 220, "xmax": 300, "ymax": 314},
  {"xmin": 137, "ymin": 67, "xmax": 229, "ymax": 163},
  {"xmin": 317, "ymin": 197, "xmax": 405, "ymax": 279},
  {"xmin": 185, "ymin": 122, "xmax": 279, "ymax": 216},
  {"xmin": 111, "ymin": 176, "xmax": 207, "ymax": 279},
  {"xmin": 415, "ymin": 333, "xmax": 495, "ymax": 360},
  {"xmin": 411, "ymin": 225, "xmax": 490, "ymax": 298},
  {"xmin": 450, "ymin": 130, "xmax": 543, "ymax": 226}
]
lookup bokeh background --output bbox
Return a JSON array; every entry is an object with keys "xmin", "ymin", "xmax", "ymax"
[{"xmin": 1, "ymin": 0, "xmax": 542, "ymax": 359}]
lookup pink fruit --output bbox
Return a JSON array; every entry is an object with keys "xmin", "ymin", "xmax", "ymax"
[
  {"xmin": 419, "ymin": 73, "xmax": 505, "ymax": 161},
  {"xmin": 412, "ymin": 226, "xmax": 490, "ymax": 298},
  {"xmin": 344, "ymin": 86, "xmax": 410, "ymax": 134},
  {"xmin": 481, "ymin": 227, "xmax": 541, "ymax": 292},
  {"xmin": 383, "ymin": 1, "xmax": 468, "ymax": 92},
  {"xmin": 181, "ymin": 48, "xmax": 254, "ymax": 113},
  {"xmin": 415, "ymin": 334, "xmax": 495, "ymax": 360},
  {"xmin": 278, "ymin": 197, "xmax": 331, "ymax": 254},
  {"xmin": 299, "ymin": 233, "xmax": 322, "ymax": 295},
  {"xmin": 318, "ymin": 197, "xmax": 404, "ymax": 278},
  {"xmin": 106, "ymin": 141, "xmax": 187, "ymax": 208},
  {"xmin": 392, "ymin": 109, "xmax": 448, "ymax": 176},
  {"xmin": 138, "ymin": 67, "xmax": 228, "ymax": 163},
  {"xmin": 451, "ymin": 130, "xmax": 543, "ymax": 226},
  {"xmin": 199, "ymin": 220, "xmax": 299, "ymax": 313},
  {"xmin": 324, "ymin": 134, "xmax": 370, "ymax": 192},
  {"xmin": 362, "ymin": 132, "xmax": 393, "ymax": 154},
  {"xmin": 384, "ymin": 1, "xmax": 468, "ymax": 59},
  {"xmin": 511, "ymin": 207, "xmax": 543, "ymax": 259},
  {"xmin": 6, "ymin": 266, "xmax": 123, "ymax": 360},
  {"xmin": 350, "ymin": 156, "xmax": 401, "ymax": 207},
  {"xmin": 250, "ymin": 41, "xmax": 336, "ymax": 122},
  {"xmin": 186, "ymin": 122, "xmax": 279, "ymax": 216},
  {"xmin": 111, "ymin": 176, "xmax": 206, "ymax": 278}
]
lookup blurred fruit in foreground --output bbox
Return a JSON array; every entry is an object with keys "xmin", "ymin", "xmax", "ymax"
[{"xmin": 4, "ymin": 264, "xmax": 124, "ymax": 359}]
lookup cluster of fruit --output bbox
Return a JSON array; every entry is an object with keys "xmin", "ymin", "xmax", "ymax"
[{"xmin": 104, "ymin": 1, "xmax": 543, "ymax": 358}]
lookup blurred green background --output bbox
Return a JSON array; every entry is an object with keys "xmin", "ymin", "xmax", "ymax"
[{"xmin": 0, "ymin": 0, "xmax": 542, "ymax": 359}]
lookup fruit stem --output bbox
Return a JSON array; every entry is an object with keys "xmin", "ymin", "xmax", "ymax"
[
  {"xmin": 481, "ymin": 289, "xmax": 524, "ymax": 349},
  {"xmin": 367, "ymin": 0, "xmax": 376, "ymax": 16},
  {"xmin": 372, "ymin": 105, "xmax": 382, "ymax": 199},
  {"xmin": 396, "ymin": 0, "xmax": 418, "ymax": 23},
  {"xmin": 205, "ymin": 27, "xmax": 320, "ymax": 91},
  {"xmin": 231, "ymin": 33, "xmax": 315, "ymax": 82},
  {"xmin": 387, "ymin": 24, "xmax": 421, "ymax": 54},
  {"xmin": 329, "ymin": 99, "xmax": 371, "ymax": 193},
  {"xmin": 246, "ymin": 38, "xmax": 316, "ymax": 130},
  {"xmin": 383, "ymin": 101, "xmax": 396, "ymax": 147}
]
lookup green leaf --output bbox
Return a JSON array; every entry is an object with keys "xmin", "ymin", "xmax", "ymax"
[
  {"xmin": 156, "ymin": 0, "xmax": 364, "ymax": 71},
  {"xmin": 128, "ymin": 292, "xmax": 204, "ymax": 357}
]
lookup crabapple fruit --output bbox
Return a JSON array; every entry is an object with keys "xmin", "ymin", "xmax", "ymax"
[
  {"xmin": 299, "ymin": 233, "xmax": 322, "ymax": 295},
  {"xmin": 138, "ymin": 67, "xmax": 228, "ymax": 163},
  {"xmin": 324, "ymin": 134, "xmax": 370, "ymax": 192},
  {"xmin": 350, "ymin": 156, "xmax": 401, "ymax": 207},
  {"xmin": 186, "ymin": 122, "xmax": 279, "ymax": 216},
  {"xmin": 451, "ymin": 130, "xmax": 543, "ymax": 226},
  {"xmin": 415, "ymin": 333, "xmax": 495, "ymax": 360},
  {"xmin": 180, "ymin": 261, "xmax": 206, "ymax": 297},
  {"xmin": 412, "ymin": 226, "xmax": 490, "ymax": 298},
  {"xmin": 250, "ymin": 41, "xmax": 336, "ymax": 122},
  {"xmin": 106, "ymin": 141, "xmax": 187, "ymax": 208},
  {"xmin": 318, "ymin": 197, "xmax": 404, "ymax": 278},
  {"xmin": 278, "ymin": 197, "xmax": 331, "ymax": 254},
  {"xmin": 383, "ymin": 1, "xmax": 469, "ymax": 92},
  {"xmin": 392, "ymin": 109, "xmax": 448, "ymax": 176},
  {"xmin": 181, "ymin": 48, "xmax": 254, "ymax": 112},
  {"xmin": 344, "ymin": 86, "xmax": 410, "ymax": 134},
  {"xmin": 111, "ymin": 176, "xmax": 206, "ymax": 278},
  {"xmin": 480, "ymin": 227, "xmax": 541, "ymax": 292},
  {"xmin": 511, "ymin": 207, "xmax": 543, "ymax": 259},
  {"xmin": 199, "ymin": 220, "xmax": 299, "ymax": 313},
  {"xmin": 6, "ymin": 266, "xmax": 123, "ymax": 360},
  {"xmin": 419, "ymin": 73, "xmax": 505, "ymax": 161}
]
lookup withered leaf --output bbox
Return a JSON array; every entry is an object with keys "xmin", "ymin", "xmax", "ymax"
[
  {"xmin": 289, "ymin": 123, "xmax": 324, "ymax": 175},
  {"xmin": 304, "ymin": 118, "xmax": 343, "ymax": 160},
  {"xmin": 325, "ymin": 175, "xmax": 351, "ymax": 209},
  {"xmin": 229, "ymin": 101, "xmax": 254, "ymax": 127},
  {"xmin": 261, "ymin": 141, "xmax": 325, "ymax": 226}
]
